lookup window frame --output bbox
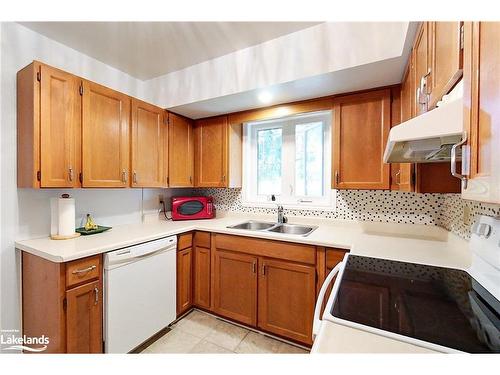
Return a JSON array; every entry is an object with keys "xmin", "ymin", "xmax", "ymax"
[{"xmin": 241, "ymin": 110, "xmax": 334, "ymax": 210}]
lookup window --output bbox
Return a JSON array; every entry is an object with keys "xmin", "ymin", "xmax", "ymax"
[{"xmin": 242, "ymin": 110, "xmax": 333, "ymax": 209}]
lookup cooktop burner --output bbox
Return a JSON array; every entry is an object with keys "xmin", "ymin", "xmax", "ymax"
[{"xmin": 331, "ymin": 255, "xmax": 500, "ymax": 353}]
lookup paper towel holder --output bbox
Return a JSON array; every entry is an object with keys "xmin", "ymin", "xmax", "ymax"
[{"xmin": 50, "ymin": 193, "xmax": 81, "ymax": 240}]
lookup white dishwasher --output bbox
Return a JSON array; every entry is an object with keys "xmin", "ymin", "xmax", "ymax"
[{"xmin": 104, "ymin": 236, "xmax": 177, "ymax": 353}]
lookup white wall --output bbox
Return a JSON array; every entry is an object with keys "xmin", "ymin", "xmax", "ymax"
[
  {"xmin": 0, "ymin": 22, "xmax": 186, "ymax": 338},
  {"xmin": 144, "ymin": 22, "xmax": 409, "ymax": 109}
]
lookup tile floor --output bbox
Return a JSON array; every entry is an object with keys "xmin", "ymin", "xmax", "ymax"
[{"xmin": 141, "ymin": 310, "xmax": 309, "ymax": 354}]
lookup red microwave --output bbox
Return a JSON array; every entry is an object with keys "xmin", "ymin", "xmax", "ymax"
[{"xmin": 171, "ymin": 196, "xmax": 215, "ymax": 221}]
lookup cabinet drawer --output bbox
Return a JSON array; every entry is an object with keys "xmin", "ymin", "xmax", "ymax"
[
  {"xmin": 66, "ymin": 255, "xmax": 101, "ymax": 288},
  {"xmin": 194, "ymin": 231, "xmax": 211, "ymax": 248},
  {"xmin": 178, "ymin": 233, "xmax": 193, "ymax": 250},
  {"xmin": 214, "ymin": 234, "xmax": 316, "ymax": 265}
]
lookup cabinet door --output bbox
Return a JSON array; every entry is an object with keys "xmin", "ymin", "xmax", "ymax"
[
  {"xmin": 413, "ymin": 22, "xmax": 430, "ymax": 116},
  {"xmin": 213, "ymin": 249, "xmax": 257, "ymax": 326},
  {"xmin": 131, "ymin": 99, "xmax": 166, "ymax": 187},
  {"xmin": 194, "ymin": 116, "xmax": 228, "ymax": 187},
  {"xmin": 193, "ymin": 246, "xmax": 211, "ymax": 309},
  {"xmin": 82, "ymin": 81, "xmax": 130, "ymax": 187},
  {"xmin": 40, "ymin": 64, "xmax": 81, "ymax": 188},
  {"xmin": 390, "ymin": 86, "xmax": 414, "ymax": 192},
  {"xmin": 177, "ymin": 247, "xmax": 193, "ymax": 315},
  {"xmin": 428, "ymin": 22, "xmax": 463, "ymax": 109},
  {"xmin": 462, "ymin": 22, "xmax": 500, "ymax": 203},
  {"xmin": 258, "ymin": 258, "xmax": 316, "ymax": 344},
  {"xmin": 332, "ymin": 89, "xmax": 391, "ymax": 190},
  {"xmin": 168, "ymin": 113, "xmax": 194, "ymax": 187},
  {"xmin": 66, "ymin": 281, "xmax": 102, "ymax": 353}
]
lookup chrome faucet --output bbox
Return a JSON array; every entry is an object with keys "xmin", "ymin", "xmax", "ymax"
[
  {"xmin": 277, "ymin": 205, "xmax": 287, "ymax": 224},
  {"xmin": 271, "ymin": 195, "xmax": 287, "ymax": 224}
]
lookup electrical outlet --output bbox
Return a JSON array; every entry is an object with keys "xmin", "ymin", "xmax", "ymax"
[{"xmin": 158, "ymin": 194, "xmax": 164, "ymax": 204}]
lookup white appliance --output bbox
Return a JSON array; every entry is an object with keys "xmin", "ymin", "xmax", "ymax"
[
  {"xmin": 313, "ymin": 215, "xmax": 500, "ymax": 353},
  {"xmin": 383, "ymin": 81, "xmax": 465, "ymax": 164},
  {"xmin": 104, "ymin": 236, "xmax": 177, "ymax": 353}
]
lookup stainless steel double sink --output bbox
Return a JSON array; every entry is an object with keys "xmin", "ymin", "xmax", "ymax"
[{"xmin": 227, "ymin": 220, "xmax": 318, "ymax": 237}]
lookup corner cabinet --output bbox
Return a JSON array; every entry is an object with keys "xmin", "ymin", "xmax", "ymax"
[
  {"xmin": 168, "ymin": 113, "xmax": 194, "ymax": 187},
  {"xmin": 17, "ymin": 61, "xmax": 81, "ymax": 188},
  {"xmin": 131, "ymin": 99, "xmax": 167, "ymax": 187},
  {"xmin": 462, "ymin": 22, "xmax": 500, "ymax": 203},
  {"xmin": 332, "ymin": 89, "xmax": 391, "ymax": 190},
  {"xmin": 194, "ymin": 116, "xmax": 228, "ymax": 187},
  {"xmin": 193, "ymin": 232, "xmax": 212, "ymax": 309},
  {"xmin": 22, "ymin": 252, "xmax": 103, "ymax": 353},
  {"xmin": 176, "ymin": 233, "xmax": 193, "ymax": 316}
]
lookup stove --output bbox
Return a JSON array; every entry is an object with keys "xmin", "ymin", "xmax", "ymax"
[
  {"xmin": 314, "ymin": 215, "xmax": 500, "ymax": 353},
  {"xmin": 331, "ymin": 255, "xmax": 499, "ymax": 353}
]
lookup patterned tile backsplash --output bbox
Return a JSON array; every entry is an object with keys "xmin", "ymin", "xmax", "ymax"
[{"xmin": 191, "ymin": 188, "xmax": 500, "ymax": 240}]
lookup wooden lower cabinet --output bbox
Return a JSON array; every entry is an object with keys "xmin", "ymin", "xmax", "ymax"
[
  {"xmin": 66, "ymin": 280, "xmax": 102, "ymax": 353},
  {"xmin": 211, "ymin": 234, "xmax": 318, "ymax": 345},
  {"xmin": 212, "ymin": 250, "xmax": 258, "ymax": 326},
  {"xmin": 22, "ymin": 252, "xmax": 103, "ymax": 353},
  {"xmin": 193, "ymin": 245, "xmax": 211, "ymax": 309},
  {"xmin": 176, "ymin": 246, "xmax": 193, "ymax": 316},
  {"xmin": 258, "ymin": 258, "xmax": 316, "ymax": 344}
]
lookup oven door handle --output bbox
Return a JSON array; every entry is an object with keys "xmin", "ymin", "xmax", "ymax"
[{"xmin": 313, "ymin": 262, "xmax": 343, "ymax": 340}]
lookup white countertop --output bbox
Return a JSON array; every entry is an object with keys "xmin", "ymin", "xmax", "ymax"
[{"xmin": 16, "ymin": 212, "xmax": 470, "ymax": 269}]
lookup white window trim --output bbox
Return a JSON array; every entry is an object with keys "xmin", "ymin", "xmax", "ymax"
[{"xmin": 241, "ymin": 110, "xmax": 336, "ymax": 211}]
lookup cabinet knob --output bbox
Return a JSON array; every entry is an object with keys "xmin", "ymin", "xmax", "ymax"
[
  {"xmin": 133, "ymin": 171, "xmax": 138, "ymax": 184},
  {"xmin": 68, "ymin": 167, "xmax": 74, "ymax": 182},
  {"xmin": 122, "ymin": 169, "xmax": 128, "ymax": 183}
]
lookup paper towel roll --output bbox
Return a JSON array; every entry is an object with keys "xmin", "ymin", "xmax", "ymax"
[{"xmin": 57, "ymin": 197, "xmax": 75, "ymax": 236}]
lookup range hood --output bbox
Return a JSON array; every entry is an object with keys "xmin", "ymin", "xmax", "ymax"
[{"xmin": 383, "ymin": 83, "xmax": 464, "ymax": 163}]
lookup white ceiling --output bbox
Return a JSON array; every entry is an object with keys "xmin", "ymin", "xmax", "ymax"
[{"xmin": 19, "ymin": 22, "xmax": 321, "ymax": 80}]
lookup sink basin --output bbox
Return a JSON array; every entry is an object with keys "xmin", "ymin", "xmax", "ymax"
[
  {"xmin": 268, "ymin": 223, "xmax": 318, "ymax": 236},
  {"xmin": 228, "ymin": 221, "xmax": 276, "ymax": 231},
  {"xmin": 227, "ymin": 221, "xmax": 318, "ymax": 237}
]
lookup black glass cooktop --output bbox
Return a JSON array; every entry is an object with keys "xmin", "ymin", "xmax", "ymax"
[{"xmin": 331, "ymin": 255, "xmax": 500, "ymax": 353}]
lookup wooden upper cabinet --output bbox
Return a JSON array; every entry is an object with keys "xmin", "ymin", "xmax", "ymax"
[
  {"xmin": 66, "ymin": 280, "xmax": 102, "ymax": 353},
  {"xmin": 428, "ymin": 22, "xmax": 463, "ymax": 109},
  {"xmin": 258, "ymin": 258, "xmax": 316, "ymax": 345},
  {"xmin": 413, "ymin": 22, "xmax": 430, "ymax": 116},
  {"xmin": 131, "ymin": 99, "xmax": 166, "ymax": 187},
  {"xmin": 390, "ymin": 86, "xmax": 413, "ymax": 191},
  {"xmin": 168, "ymin": 113, "xmax": 194, "ymax": 187},
  {"xmin": 194, "ymin": 116, "xmax": 228, "ymax": 187},
  {"xmin": 212, "ymin": 249, "xmax": 257, "ymax": 326},
  {"xmin": 17, "ymin": 61, "xmax": 81, "ymax": 188},
  {"xmin": 462, "ymin": 22, "xmax": 500, "ymax": 203},
  {"xmin": 82, "ymin": 81, "xmax": 130, "ymax": 187},
  {"xmin": 332, "ymin": 89, "xmax": 391, "ymax": 190}
]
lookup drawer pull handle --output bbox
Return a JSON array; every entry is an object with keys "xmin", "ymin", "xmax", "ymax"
[
  {"xmin": 72, "ymin": 265, "xmax": 96, "ymax": 275},
  {"xmin": 94, "ymin": 287, "xmax": 99, "ymax": 305}
]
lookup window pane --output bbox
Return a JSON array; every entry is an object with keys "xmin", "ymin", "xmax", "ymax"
[
  {"xmin": 257, "ymin": 128, "xmax": 282, "ymax": 195},
  {"xmin": 295, "ymin": 122, "xmax": 324, "ymax": 197}
]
